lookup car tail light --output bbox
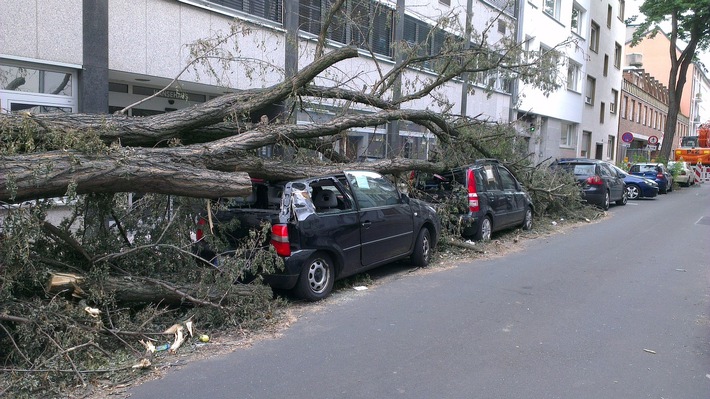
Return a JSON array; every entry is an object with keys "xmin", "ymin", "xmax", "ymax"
[
  {"xmin": 196, "ymin": 217, "xmax": 206, "ymax": 241},
  {"xmin": 586, "ymin": 175, "xmax": 603, "ymax": 185},
  {"xmin": 656, "ymin": 173, "xmax": 664, "ymax": 179},
  {"xmin": 270, "ymin": 224, "xmax": 291, "ymax": 257},
  {"xmin": 467, "ymin": 169, "xmax": 479, "ymax": 212},
  {"xmin": 679, "ymin": 170, "xmax": 687, "ymax": 175}
]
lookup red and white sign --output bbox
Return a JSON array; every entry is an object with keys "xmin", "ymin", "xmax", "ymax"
[
  {"xmin": 648, "ymin": 135, "xmax": 659, "ymax": 145},
  {"xmin": 693, "ymin": 164, "xmax": 710, "ymax": 183}
]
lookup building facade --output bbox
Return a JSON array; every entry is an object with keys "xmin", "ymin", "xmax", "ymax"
[
  {"xmin": 515, "ymin": 0, "xmax": 627, "ymax": 164},
  {"xmin": 623, "ymin": 26, "xmax": 710, "ymax": 150},
  {"xmin": 1, "ymin": 0, "xmax": 521, "ymax": 162}
]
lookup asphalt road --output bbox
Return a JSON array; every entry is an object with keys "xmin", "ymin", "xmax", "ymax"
[{"xmin": 128, "ymin": 184, "xmax": 710, "ymax": 399}]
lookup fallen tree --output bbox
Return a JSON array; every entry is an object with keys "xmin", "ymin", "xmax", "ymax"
[{"xmin": 0, "ymin": 8, "xmax": 584, "ymax": 397}]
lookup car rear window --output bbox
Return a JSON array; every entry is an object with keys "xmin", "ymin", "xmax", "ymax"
[
  {"xmin": 557, "ymin": 164, "xmax": 595, "ymax": 175},
  {"xmin": 637, "ymin": 165, "xmax": 657, "ymax": 172}
]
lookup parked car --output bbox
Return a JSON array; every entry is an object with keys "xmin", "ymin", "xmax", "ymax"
[
  {"xmin": 195, "ymin": 171, "xmax": 440, "ymax": 301},
  {"xmin": 667, "ymin": 161, "xmax": 695, "ymax": 186},
  {"xmin": 608, "ymin": 163, "xmax": 659, "ymax": 200},
  {"xmin": 629, "ymin": 163, "xmax": 674, "ymax": 193},
  {"xmin": 412, "ymin": 159, "xmax": 534, "ymax": 241},
  {"xmin": 551, "ymin": 158, "xmax": 627, "ymax": 210}
]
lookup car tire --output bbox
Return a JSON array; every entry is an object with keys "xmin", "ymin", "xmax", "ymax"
[
  {"xmin": 626, "ymin": 184, "xmax": 640, "ymax": 200},
  {"xmin": 521, "ymin": 207, "xmax": 533, "ymax": 231},
  {"xmin": 616, "ymin": 190, "xmax": 628, "ymax": 206},
  {"xmin": 294, "ymin": 252, "xmax": 334, "ymax": 301},
  {"xmin": 474, "ymin": 216, "xmax": 492, "ymax": 241},
  {"xmin": 599, "ymin": 191, "xmax": 610, "ymax": 211},
  {"xmin": 411, "ymin": 228, "xmax": 431, "ymax": 267}
]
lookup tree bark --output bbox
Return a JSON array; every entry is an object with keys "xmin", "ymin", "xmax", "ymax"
[{"xmin": 48, "ymin": 272, "xmax": 267, "ymax": 306}]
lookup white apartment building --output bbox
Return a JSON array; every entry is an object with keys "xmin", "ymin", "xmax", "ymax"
[
  {"xmin": 515, "ymin": 0, "xmax": 626, "ymax": 163},
  {"xmin": 1, "ymin": 0, "xmax": 519, "ymax": 162}
]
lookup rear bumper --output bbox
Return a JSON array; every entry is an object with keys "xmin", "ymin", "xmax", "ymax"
[
  {"xmin": 581, "ymin": 187, "xmax": 606, "ymax": 206},
  {"xmin": 263, "ymin": 249, "xmax": 316, "ymax": 290}
]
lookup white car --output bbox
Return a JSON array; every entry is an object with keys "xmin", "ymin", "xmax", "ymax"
[{"xmin": 668, "ymin": 161, "xmax": 695, "ymax": 186}]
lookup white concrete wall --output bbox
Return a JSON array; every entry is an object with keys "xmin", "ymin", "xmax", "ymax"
[
  {"xmin": 108, "ymin": 0, "xmax": 284, "ymax": 89},
  {"xmin": 0, "ymin": 0, "xmax": 83, "ymax": 64}
]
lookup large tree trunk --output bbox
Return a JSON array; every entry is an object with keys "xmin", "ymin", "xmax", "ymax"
[
  {"xmin": 48, "ymin": 272, "xmax": 268, "ymax": 306},
  {"xmin": 0, "ymin": 109, "xmax": 456, "ymax": 202}
]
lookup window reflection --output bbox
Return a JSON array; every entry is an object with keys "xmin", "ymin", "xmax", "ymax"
[{"xmin": 0, "ymin": 65, "xmax": 72, "ymax": 96}]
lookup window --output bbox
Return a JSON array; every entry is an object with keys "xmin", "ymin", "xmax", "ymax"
[
  {"xmin": 614, "ymin": 43, "xmax": 622, "ymax": 68},
  {"xmin": 560, "ymin": 123, "xmax": 577, "ymax": 147},
  {"xmin": 607, "ymin": 135, "xmax": 615, "ymax": 160},
  {"xmin": 571, "ymin": 4, "xmax": 584, "ymax": 35},
  {"xmin": 618, "ymin": 0, "xmax": 625, "ymax": 21},
  {"xmin": 1, "ymin": 62, "xmax": 78, "ymax": 113},
  {"xmin": 607, "ymin": 5, "xmax": 613, "ymax": 27},
  {"xmin": 603, "ymin": 54, "xmax": 609, "ymax": 77},
  {"xmin": 629, "ymin": 99, "xmax": 635, "ymax": 120},
  {"xmin": 589, "ymin": 21, "xmax": 600, "ymax": 53},
  {"xmin": 404, "ymin": 15, "xmax": 432, "ymax": 58},
  {"xmin": 439, "ymin": 0, "xmax": 451, "ymax": 5},
  {"xmin": 543, "ymin": 0, "xmax": 561, "ymax": 20},
  {"xmin": 311, "ymin": 0, "xmax": 394, "ymax": 57},
  {"xmin": 498, "ymin": 167, "xmax": 518, "ymax": 191},
  {"xmin": 346, "ymin": 171, "xmax": 400, "ymax": 209},
  {"xmin": 581, "ymin": 131, "xmax": 591, "ymax": 157},
  {"xmin": 209, "ymin": 0, "xmax": 282, "ymax": 23},
  {"xmin": 610, "ymin": 89, "xmax": 618, "ymax": 113},
  {"xmin": 585, "ymin": 76, "xmax": 596, "ymax": 105},
  {"xmin": 310, "ymin": 180, "xmax": 353, "ymax": 213},
  {"xmin": 643, "ymin": 105, "xmax": 648, "ymax": 125},
  {"xmin": 636, "ymin": 103, "xmax": 641, "ymax": 123},
  {"xmin": 567, "ymin": 60, "xmax": 581, "ymax": 91},
  {"xmin": 620, "ymin": 94, "xmax": 627, "ymax": 118},
  {"xmin": 600, "ymin": 102, "xmax": 605, "ymax": 123},
  {"xmin": 299, "ymin": 0, "xmax": 322, "ymax": 34}
]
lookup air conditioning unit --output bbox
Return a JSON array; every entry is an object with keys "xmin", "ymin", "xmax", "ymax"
[
  {"xmin": 610, "ymin": 103, "xmax": 617, "ymax": 113},
  {"xmin": 626, "ymin": 53, "xmax": 643, "ymax": 67},
  {"xmin": 585, "ymin": 96, "xmax": 593, "ymax": 105}
]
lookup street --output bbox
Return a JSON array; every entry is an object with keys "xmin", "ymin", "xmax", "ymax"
[{"xmin": 128, "ymin": 184, "xmax": 710, "ymax": 399}]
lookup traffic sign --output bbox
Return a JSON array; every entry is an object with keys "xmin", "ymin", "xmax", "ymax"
[
  {"xmin": 648, "ymin": 135, "xmax": 659, "ymax": 145},
  {"xmin": 622, "ymin": 132, "xmax": 634, "ymax": 143}
]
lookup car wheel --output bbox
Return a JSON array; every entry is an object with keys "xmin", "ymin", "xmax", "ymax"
[
  {"xmin": 616, "ymin": 189, "xmax": 628, "ymax": 206},
  {"xmin": 474, "ymin": 216, "xmax": 492, "ymax": 241},
  {"xmin": 294, "ymin": 252, "xmax": 334, "ymax": 301},
  {"xmin": 596, "ymin": 191, "xmax": 610, "ymax": 211},
  {"xmin": 626, "ymin": 184, "xmax": 640, "ymax": 200},
  {"xmin": 411, "ymin": 228, "xmax": 431, "ymax": 267},
  {"xmin": 521, "ymin": 207, "xmax": 533, "ymax": 231}
]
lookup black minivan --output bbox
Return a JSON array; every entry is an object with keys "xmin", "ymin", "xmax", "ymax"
[{"xmin": 412, "ymin": 159, "xmax": 534, "ymax": 241}]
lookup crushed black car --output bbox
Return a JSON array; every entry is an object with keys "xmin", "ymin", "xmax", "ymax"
[{"xmin": 195, "ymin": 171, "xmax": 441, "ymax": 301}]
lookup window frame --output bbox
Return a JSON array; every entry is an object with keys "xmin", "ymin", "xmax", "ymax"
[
  {"xmin": 571, "ymin": 4, "xmax": 584, "ymax": 36},
  {"xmin": 585, "ymin": 75, "xmax": 596, "ymax": 105},
  {"xmin": 589, "ymin": 21, "xmax": 600, "ymax": 53},
  {"xmin": 560, "ymin": 123, "xmax": 577, "ymax": 148},
  {"xmin": 543, "ymin": 0, "xmax": 561, "ymax": 21}
]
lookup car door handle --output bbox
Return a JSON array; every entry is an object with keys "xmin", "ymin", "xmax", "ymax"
[{"xmin": 361, "ymin": 221, "xmax": 372, "ymax": 228}]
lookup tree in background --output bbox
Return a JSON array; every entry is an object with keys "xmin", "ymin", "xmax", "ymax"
[{"xmin": 631, "ymin": 0, "xmax": 710, "ymax": 161}]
